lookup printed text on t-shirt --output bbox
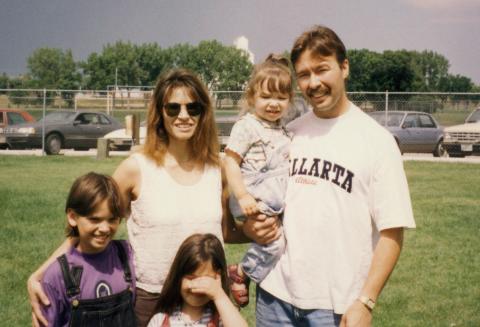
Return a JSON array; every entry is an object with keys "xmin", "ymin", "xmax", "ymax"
[{"xmin": 290, "ymin": 157, "xmax": 354, "ymax": 193}]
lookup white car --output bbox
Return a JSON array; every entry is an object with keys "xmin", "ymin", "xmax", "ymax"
[
  {"xmin": 443, "ymin": 108, "xmax": 480, "ymax": 157},
  {"xmin": 103, "ymin": 122, "xmax": 146, "ymax": 151}
]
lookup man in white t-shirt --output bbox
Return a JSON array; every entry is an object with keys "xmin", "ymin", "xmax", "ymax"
[{"xmin": 243, "ymin": 25, "xmax": 416, "ymax": 326}]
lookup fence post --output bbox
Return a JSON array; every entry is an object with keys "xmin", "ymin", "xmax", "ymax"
[
  {"xmin": 42, "ymin": 88, "xmax": 46, "ymax": 155},
  {"xmin": 384, "ymin": 90, "xmax": 389, "ymax": 126},
  {"xmin": 96, "ymin": 138, "xmax": 110, "ymax": 160},
  {"xmin": 106, "ymin": 90, "xmax": 110, "ymax": 115}
]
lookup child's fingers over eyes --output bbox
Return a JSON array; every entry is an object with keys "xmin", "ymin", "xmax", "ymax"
[{"xmin": 189, "ymin": 276, "xmax": 223, "ymax": 297}]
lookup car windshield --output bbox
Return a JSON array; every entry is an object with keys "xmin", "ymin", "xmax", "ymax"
[
  {"xmin": 369, "ymin": 112, "xmax": 404, "ymax": 127},
  {"xmin": 40, "ymin": 112, "xmax": 76, "ymax": 122},
  {"xmin": 466, "ymin": 109, "xmax": 480, "ymax": 123}
]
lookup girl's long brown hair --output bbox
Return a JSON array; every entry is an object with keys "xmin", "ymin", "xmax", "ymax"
[
  {"xmin": 155, "ymin": 233, "xmax": 229, "ymax": 314},
  {"xmin": 142, "ymin": 69, "xmax": 220, "ymax": 166}
]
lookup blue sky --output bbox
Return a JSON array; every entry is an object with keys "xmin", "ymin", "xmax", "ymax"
[{"xmin": 1, "ymin": 0, "xmax": 479, "ymax": 84}]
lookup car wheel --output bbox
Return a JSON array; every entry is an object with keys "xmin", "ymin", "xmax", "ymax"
[
  {"xmin": 45, "ymin": 134, "xmax": 62, "ymax": 155},
  {"xmin": 433, "ymin": 141, "xmax": 447, "ymax": 157}
]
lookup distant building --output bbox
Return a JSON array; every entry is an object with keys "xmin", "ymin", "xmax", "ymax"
[{"xmin": 234, "ymin": 36, "xmax": 255, "ymax": 63}]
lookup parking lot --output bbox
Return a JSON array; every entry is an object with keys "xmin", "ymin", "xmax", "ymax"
[{"xmin": 1, "ymin": 149, "xmax": 479, "ymax": 163}]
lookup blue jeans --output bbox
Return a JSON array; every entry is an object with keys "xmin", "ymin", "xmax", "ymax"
[{"xmin": 256, "ymin": 286, "xmax": 342, "ymax": 327}]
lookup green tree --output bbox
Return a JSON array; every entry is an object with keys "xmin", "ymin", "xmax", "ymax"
[
  {"xmin": 409, "ymin": 50, "xmax": 450, "ymax": 91},
  {"xmin": 0, "ymin": 73, "xmax": 9, "ymax": 91},
  {"xmin": 162, "ymin": 43, "xmax": 197, "ymax": 72},
  {"xmin": 82, "ymin": 41, "xmax": 143, "ymax": 90},
  {"xmin": 189, "ymin": 40, "xmax": 252, "ymax": 90},
  {"xmin": 438, "ymin": 74, "xmax": 474, "ymax": 92},
  {"xmin": 135, "ymin": 43, "xmax": 167, "ymax": 86},
  {"xmin": 347, "ymin": 49, "xmax": 381, "ymax": 91},
  {"xmin": 374, "ymin": 50, "xmax": 415, "ymax": 91},
  {"xmin": 348, "ymin": 49, "xmax": 414, "ymax": 92},
  {"xmin": 27, "ymin": 48, "xmax": 80, "ymax": 90}
]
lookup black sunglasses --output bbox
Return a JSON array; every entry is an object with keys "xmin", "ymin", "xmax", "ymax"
[{"xmin": 163, "ymin": 102, "xmax": 204, "ymax": 117}]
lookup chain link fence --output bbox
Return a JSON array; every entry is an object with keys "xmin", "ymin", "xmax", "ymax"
[{"xmin": 1, "ymin": 89, "xmax": 480, "ymax": 127}]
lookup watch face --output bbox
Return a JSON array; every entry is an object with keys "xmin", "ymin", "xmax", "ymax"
[
  {"xmin": 367, "ymin": 300, "xmax": 375, "ymax": 309},
  {"xmin": 359, "ymin": 296, "xmax": 375, "ymax": 310}
]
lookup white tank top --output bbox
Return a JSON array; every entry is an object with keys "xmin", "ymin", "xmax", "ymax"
[{"xmin": 127, "ymin": 153, "xmax": 223, "ymax": 293}]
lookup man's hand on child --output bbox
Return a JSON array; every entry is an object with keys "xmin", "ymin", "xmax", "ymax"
[
  {"xmin": 243, "ymin": 214, "xmax": 281, "ymax": 245},
  {"xmin": 238, "ymin": 193, "xmax": 258, "ymax": 216},
  {"xmin": 27, "ymin": 273, "xmax": 50, "ymax": 327}
]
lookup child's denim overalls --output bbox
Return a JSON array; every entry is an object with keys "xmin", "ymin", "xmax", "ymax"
[
  {"xmin": 57, "ymin": 241, "xmax": 136, "ymax": 327},
  {"xmin": 229, "ymin": 119, "xmax": 290, "ymax": 283}
]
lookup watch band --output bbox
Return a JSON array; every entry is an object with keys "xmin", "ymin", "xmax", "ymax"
[{"xmin": 358, "ymin": 295, "xmax": 376, "ymax": 311}]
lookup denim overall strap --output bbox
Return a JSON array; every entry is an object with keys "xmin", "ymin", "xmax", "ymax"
[
  {"xmin": 62, "ymin": 245, "xmax": 136, "ymax": 327},
  {"xmin": 57, "ymin": 254, "xmax": 82, "ymax": 297},
  {"xmin": 112, "ymin": 240, "xmax": 132, "ymax": 283}
]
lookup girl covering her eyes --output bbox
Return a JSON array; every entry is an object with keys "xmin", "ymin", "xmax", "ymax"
[{"xmin": 147, "ymin": 234, "xmax": 247, "ymax": 327}]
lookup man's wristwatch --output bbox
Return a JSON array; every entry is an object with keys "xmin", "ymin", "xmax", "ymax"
[{"xmin": 358, "ymin": 295, "xmax": 376, "ymax": 311}]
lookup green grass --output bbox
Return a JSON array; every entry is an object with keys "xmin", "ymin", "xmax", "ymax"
[
  {"xmin": 0, "ymin": 157, "xmax": 479, "ymax": 326},
  {"xmin": 432, "ymin": 110, "xmax": 470, "ymax": 126}
]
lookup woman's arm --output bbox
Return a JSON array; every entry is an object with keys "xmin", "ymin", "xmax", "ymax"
[
  {"xmin": 28, "ymin": 237, "xmax": 77, "ymax": 327},
  {"xmin": 112, "ymin": 155, "xmax": 141, "ymax": 216}
]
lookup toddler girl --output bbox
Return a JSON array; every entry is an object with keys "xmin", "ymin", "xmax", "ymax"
[{"xmin": 224, "ymin": 54, "xmax": 294, "ymax": 306}]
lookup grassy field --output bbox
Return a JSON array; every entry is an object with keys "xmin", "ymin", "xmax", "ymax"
[{"xmin": 0, "ymin": 156, "xmax": 479, "ymax": 326}]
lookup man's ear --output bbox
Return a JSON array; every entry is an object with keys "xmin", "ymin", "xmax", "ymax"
[
  {"xmin": 341, "ymin": 59, "xmax": 349, "ymax": 79},
  {"xmin": 67, "ymin": 209, "xmax": 78, "ymax": 228}
]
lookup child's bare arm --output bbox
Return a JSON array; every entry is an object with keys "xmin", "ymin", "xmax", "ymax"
[
  {"xmin": 223, "ymin": 150, "xmax": 258, "ymax": 216},
  {"xmin": 189, "ymin": 275, "xmax": 248, "ymax": 327},
  {"xmin": 28, "ymin": 237, "xmax": 77, "ymax": 327},
  {"xmin": 221, "ymin": 160, "xmax": 250, "ymax": 243}
]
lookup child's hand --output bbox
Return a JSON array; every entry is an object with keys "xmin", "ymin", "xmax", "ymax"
[
  {"xmin": 238, "ymin": 193, "xmax": 258, "ymax": 216},
  {"xmin": 188, "ymin": 274, "xmax": 226, "ymax": 302}
]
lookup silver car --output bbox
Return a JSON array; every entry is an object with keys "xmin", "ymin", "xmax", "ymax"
[
  {"xmin": 368, "ymin": 111, "xmax": 445, "ymax": 157},
  {"xmin": 5, "ymin": 111, "xmax": 123, "ymax": 154}
]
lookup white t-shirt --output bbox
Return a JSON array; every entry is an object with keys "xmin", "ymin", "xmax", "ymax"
[{"xmin": 260, "ymin": 102, "xmax": 416, "ymax": 314}]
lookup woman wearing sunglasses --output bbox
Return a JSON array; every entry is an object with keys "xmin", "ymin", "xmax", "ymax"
[{"xmin": 27, "ymin": 69, "xmax": 251, "ymax": 327}]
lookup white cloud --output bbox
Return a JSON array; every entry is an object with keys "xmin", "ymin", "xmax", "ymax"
[{"xmin": 405, "ymin": 0, "xmax": 480, "ymax": 9}]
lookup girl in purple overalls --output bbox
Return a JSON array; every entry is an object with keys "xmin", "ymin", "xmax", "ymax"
[{"xmin": 40, "ymin": 172, "xmax": 136, "ymax": 327}]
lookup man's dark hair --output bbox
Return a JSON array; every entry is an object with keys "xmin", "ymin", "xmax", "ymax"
[{"xmin": 291, "ymin": 25, "xmax": 347, "ymax": 67}]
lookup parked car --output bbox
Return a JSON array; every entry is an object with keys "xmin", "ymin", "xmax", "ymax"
[
  {"xmin": 368, "ymin": 111, "xmax": 446, "ymax": 157},
  {"xmin": 0, "ymin": 108, "xmax": 36, "ymax": 148},
  {"xmin": 103, "ymin": 115, "xmax": 238, "ymax": 151},
  {"xmin": 443, "ymin": 108, "xmax": 480, "ymax": 157},
  {"xmin": 103, "ymin": 121, "xmax": 147, "ymax": 151},
  {"xmin": 5, "ymin": 111, "xmax": 123, "ymax": 154}
]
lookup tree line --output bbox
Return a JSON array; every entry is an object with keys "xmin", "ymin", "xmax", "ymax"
[{"xmin": 0, "ymin": 40, "xmax": 478, "ymax": 93}]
